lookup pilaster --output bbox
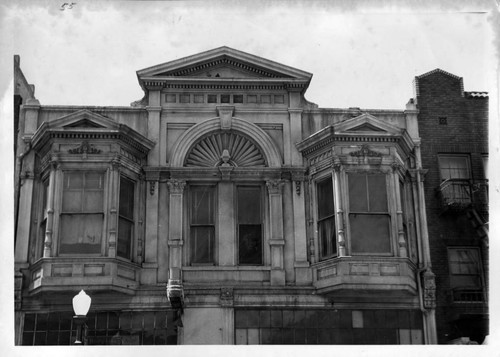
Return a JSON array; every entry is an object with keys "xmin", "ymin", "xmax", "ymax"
[
  {"xmin": 266, "ymin": 180, "xmax": 285, "ymax": 285},
  {"xmin": 290, "ymin": 171, "xmax": 310, "ymax": 284},
  {"xmin": 218, "ymin": 182, "xmax": 235, "ymax": 266},
  {"xmin": 167, "ymin": 180, "xmax": 186, "ymax": 279},
  {"xmin": 142, "ymin": 171, "xmax": 160, "ymax": 284}
]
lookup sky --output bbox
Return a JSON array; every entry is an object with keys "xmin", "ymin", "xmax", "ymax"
[{"xmin": 1, "ymin": 0, "xmax": 499, "ymax": 110}]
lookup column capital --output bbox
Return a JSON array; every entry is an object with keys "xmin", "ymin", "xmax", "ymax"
[
  {"xmin": 266, "ymin": 179, "xmax": 284, "ymax": 194},
  {"xmin": 167, "ymin": 179, "xmax": 186, "ymax": 194}
]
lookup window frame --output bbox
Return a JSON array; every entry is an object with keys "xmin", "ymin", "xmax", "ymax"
[
  {"xmin": 438, "ymin": 154, "xmax": 471, "ymax": 181},
  {"xmin": 188, "ymin": 183, "xmax": 218, "ymax": 265},
  {"xmin": 315, "ymin": 174, "xmax": 337, "ymax": 261},
  {"xmin": 117, "ymin": 175, "xmax": 136, "ymax": 260},
  {"xmin": 58, "ymin": 170, "xmax": 106, "ymax": 256},
  {"xmin": 236, "ymin": 184, "xmax": 264, "ymax": 266},
  {"xmin": 447, "ymin": 246, "xmax": 485, "ymax": 302},
  {"xmin": 346, "ymin": 171, "xmax": 393, "ymax": 256}
]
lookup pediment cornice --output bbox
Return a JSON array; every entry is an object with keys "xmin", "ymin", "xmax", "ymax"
[{"xmin": 31, "ymin": 110, "xmax": 154, "ymax": 156}]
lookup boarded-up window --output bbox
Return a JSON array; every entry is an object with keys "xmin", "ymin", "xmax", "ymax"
[
  {"xmin": 118, "ymin": 176, "xmax": 135, "ymax": 259},
  {"xmin": 317, "ymin": 177, "xmax": 336, "ymax": 259},
  {"xmin": 238, "ymin": 186, "xmax": 262, "ymax": 265},
  {"xmin": 348, "ymin": 173, "xmax": 391, "ymax": 254},
  {"xmin": 60, "ymin": 172, "xmax": 104, "ymax": 254},
  {"xmin": 190, "ymin": 186, "xmax": 215, "ymax": 264}
]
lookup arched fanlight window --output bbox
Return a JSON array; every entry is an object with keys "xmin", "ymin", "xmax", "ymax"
[{"xmin": 184, "ymin": 131, "xmax": 266, "ymax": 167}]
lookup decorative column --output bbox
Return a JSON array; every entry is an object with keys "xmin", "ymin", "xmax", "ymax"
[
  {"xmin": 291, "ymin": 171, "xmax": 310, "ymax": 284},
  {"xmin": 167, "ymin": 180, "xmax": 186, "ymax": 280},
  {"xmin": 42, "ymin": 157, "xmax": 58, "ymax": 258},
  {"xmin": 166, "ymin": 179, "xmax": 186, "ymax": 311},
  {"xmin": 392, "ymin": 162, "xmax": 408, "ymax": 258},
  {"xmin": 107, "ymin": 157, "xmax": 121, "ymax": 258},
  {"xmin": 414, "ymin": 143, "xmax": 437, "ymax": 344},
  {"xmin": 266, "ymin": 179, "xmax": 285, "ymax": 286},
  {"xmin": 142, "ymin": 171, "xmax": 160, "ymax": 284},
  {"xmin": 220, "ymin": 288, "xmax": 235, "ymax": 344},
  {"xmin": 332, "ymin": 160, "xmax": 346, "ymax": 257}
]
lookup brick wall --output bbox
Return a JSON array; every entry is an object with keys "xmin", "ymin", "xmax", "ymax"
[{"xmin": 416, "ymin": 70, "xmax": 488, "ymax": 343}]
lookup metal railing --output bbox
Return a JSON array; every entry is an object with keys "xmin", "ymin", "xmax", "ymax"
[{"xmin": 437, "ymin": 179, "xmax": 488, "ymax": 214}]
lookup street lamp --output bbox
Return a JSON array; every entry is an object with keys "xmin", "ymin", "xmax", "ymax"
[{"xmin": 72, "ymin": 290, "xmax": 91, "ymax": 345}]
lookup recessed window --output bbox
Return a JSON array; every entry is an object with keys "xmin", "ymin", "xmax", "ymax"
[
  {"xmin": 165, "ymin": 94, "xmax": 176, "ymax": 103},
  {"xmin": 260, "ymin": 95, "xmax": 271, "ymax": 104},
  {"xmin": 60, "ymin": 172, "xmax": 104, "ymax": 254},
  {"xmin": 179, "ymin": 94, "xmax": 190, "ymax": 103},
  {"xmin": 221, "ymin": 94, "xmax": 231, "ymax": 103},
  {"xmin": 207, "ymin": 94, "xmax": 217, "ymax": 103},
  {"xmin": 193, "ymin": 94, "xmax": 204, "ymax": 103},
  {"xmin": 274, "ymin": 95, "xmax": 284, "ymax": 104},
  {"xmin": 317, "ymin": 177, "xmax": 336, "ymax": 260},
  {"xmin": 237, "ymin": 186, "xmax": 263, "ymax": 265},
  {"xmin": 233, "ymin": 95, "xmax": 244, "ymax": 104},
  {"xmin": 448, "ymin": 247, "xmax": 484, "ymax": 302},
  {"xmin": 438, "ymin": 155, "xmax": 470, "ymax": 180},
  {"xmin": 190, "ymin": 186, "xmax": 216, "ymax": 264},
  {"xmin": 348, "ymin": 173, "xmax": 391, "ymax": 254},
  {"xmin": 247, "ymin": 95, "xmax": 257, "ymax": 104}
]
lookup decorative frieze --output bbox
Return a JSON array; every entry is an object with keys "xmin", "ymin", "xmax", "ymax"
[
  {"xmin": 423, "ymin": 269, "xmax": 437, "ymax": 309},
  {"xmin": 349, "ymin": 144, "xmax": 381, "ymax": 158},
  {"xmin": 68, "ymin": 141, "xmax": 101, "ymax": 159},
  {"xmin": 220, "ymin": 287, "xmax": 234, "ymax": 307}
]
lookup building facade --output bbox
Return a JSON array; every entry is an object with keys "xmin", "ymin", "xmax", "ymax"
[
  {"xmin": 414, "ymin": 69, "xmax": 489, "ymax": 344},
  {"xmin": 14, "ymin": 47, "xmax": 486, "ymax": 345}
]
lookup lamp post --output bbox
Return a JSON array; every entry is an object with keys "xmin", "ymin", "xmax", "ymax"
[{"xmin": 72, "ymin": 290, "xmax": 91, "ymax": 345}]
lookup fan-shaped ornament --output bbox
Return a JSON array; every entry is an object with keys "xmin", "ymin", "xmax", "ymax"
[{"xmin": 185, "ymin": 131, "xmax": 266, "ymax": 167}]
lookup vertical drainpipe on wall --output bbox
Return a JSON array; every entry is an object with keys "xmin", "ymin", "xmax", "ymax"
[{"xmin": 414, "ymin": 142, "xmax": 438, "ymax": 344}]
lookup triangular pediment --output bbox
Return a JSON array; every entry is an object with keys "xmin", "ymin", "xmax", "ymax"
[
  {"xmin": 137, "ymin": 47, "xmax": 312, "ymax": 80},
  {"xmin": 335, "ymin": 113, "xmax": 402, "ymax": 135},
  {"xmin": 48, "ymin": 110, "xmax": 119, "ymax": 130}
]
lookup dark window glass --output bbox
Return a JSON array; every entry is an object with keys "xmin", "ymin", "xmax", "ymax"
[
  {"xmin": 221, "ymin": 94, "xmax": 230, "ymax": 103},
  {"xmin": 348, "ymin": 173, "xmax": 391, "ymax": 254},
  {"xmin": 317, "ymin": 178, "xmax": 336, "ymax": 259},
  {"xmin": 179, "ymin": 94, "xmax": 190, "ymax": 103},
  {"xmin": 237, "ymin": 186, "xmax": 262, "ymax": 265},
  {"xmin": 118, "ymin": 176, "xmax": 135, "ymax": 259},
  {"xmin": 207, "ymin": 94, "xmax": 217, "ymax": 103},
  {"xmin": 190, "ymin": 186, "xmax": 215, "ymax": 264},
  {"xmin": 233, "ymin": 94, "xmax": 243, "ymax": 103}
]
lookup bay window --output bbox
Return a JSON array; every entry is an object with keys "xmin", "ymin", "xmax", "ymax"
[
  {"xmin": 316, "ymin": 177, "xmax": 336, "ymax": 260},
  {"xmin": 348, "ymin": 173, "xmax": 391, "ymax": 254},
  {"xmin": 118, "ymin": 176, "xmax": 135, "ymax": 260},
  {"xmin": 59, "ymin": 172, "xmax": 104, "ymax": 254}
]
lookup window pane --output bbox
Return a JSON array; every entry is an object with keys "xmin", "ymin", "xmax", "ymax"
[
  {"xmin": 117, "ymin": 218, "xmax": 133, "ymax": 259},
  {"xmin": 238, "ymin": 187, "xmax": 261, "ymax": 224},
  {"xmin": 85, "ymin": 172, "xmax": 103, "ymax": 189},
  {"xmin": 191, "ymin": 187, "xmax": 214, "ymax": 224},
  {"xmin": 60, "ymin": 214, "xmax": 102, "ymax": 254},
  {"xmin": 62, "ymin": 191, "xmax": 82, "ymax": 212},
  {"xmin": 348, "ymin": 174, "xmax": 368, "ymax": 212},
  {"xmin": 350, "ymin": 214, "xmax": 391, "ymax": 253},
  {"xmin": 439, "ymin": 156, "xmax": 470, "ymax": 180},
  {"xmin": 191, "ymin": 226, "xmax": 215, "ymax": 263},
  {"xmin": 239, "ymin": 224, "xmax": 262, "ymax": 265},
  {"xmin": 119, "ymin": 177, "xmax": 135, "ymax": 219},
  {"xmin": 319, "ymin": 216, "xmax": 336, "ymax": 259},
  {"xmin": 84, "ymin": 190, "xmax": 104, "ymax": 212},
  {"xmin": 65, "ymin": 172, "xmax": 83, "ymax": 189},
  {"xmin": 317, "ymin": 178, "xmax": 334, "ymax": 219},
  {"xmin": 368, "ymin": 174, "xmax": 387, "ymax": 212}
]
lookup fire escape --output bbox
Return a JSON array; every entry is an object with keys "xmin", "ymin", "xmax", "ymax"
[{"xmin": 436, "ymin": 178, "xmax": 489, "ymax": 310}]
